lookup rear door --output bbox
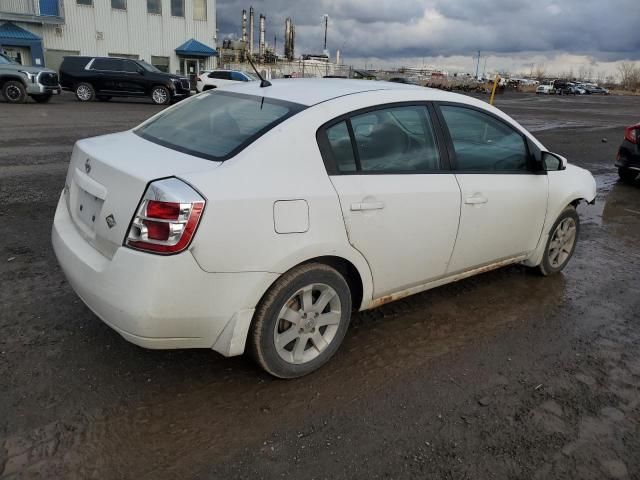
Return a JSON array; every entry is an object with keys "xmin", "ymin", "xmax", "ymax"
[
  {"xmin": 319, "ymin": 104, "xmax": 461, "ymax": 298},
  {"xmin": 435, "ymin": 103, "xmax": 548, "ymax": 273},
  {"xmin": 91, "ymin": 58, "xmax": 123, "ymax": 93}
]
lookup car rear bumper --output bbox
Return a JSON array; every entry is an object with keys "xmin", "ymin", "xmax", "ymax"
[{"xmin": 52, "ymin": 193, "xmax": 276, "ymax": 355}]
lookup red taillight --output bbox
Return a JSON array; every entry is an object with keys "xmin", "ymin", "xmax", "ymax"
[
  {"xmin": 125, "ymin": 179, "xmax": 205, "ymax": 255},
  {"xmin": 624, "ymin": 125, "xmax": 639, "ymax": 144}
]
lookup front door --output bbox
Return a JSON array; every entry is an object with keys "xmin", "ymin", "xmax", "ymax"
[
  {"xmin": 320, "ymin": 104, "xmax": 461, "ymax": 298},
  {"xmin": 436, "ymin": 104, "xmax": 548, "ymax": 273},
  {"xmin": 183, "ymin": 59, "xmax": 199, "ymax": 90}
]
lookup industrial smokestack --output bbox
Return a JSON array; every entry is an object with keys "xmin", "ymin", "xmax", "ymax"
[
  {"xmin": 242, "ymin": 9, "xmax": 247, "ymax": 44},
  {"xmin": 336, "ymin": 49, "xmax": 341, "ymax": 65},
  {"xmin": 249, "ymin": 6, "xmax": 255, "ymax": 55},
  {"xmin": 284, "ymin": 18, "xmax": 291, "ymax": 60},
  {"xmin": 259, "ymin": 14, "xmax": 266, "ymax": 61}
]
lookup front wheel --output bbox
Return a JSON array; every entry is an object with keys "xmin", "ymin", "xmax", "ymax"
[
  {"xmin": 30, "ymin": 94, "xmax": 52, "ymax": 103},
  {"xmin": 618, "ymin": 167, "xmax": 639, "ymax": 184},
  {"xmin": 538, "ymin": 206, "xmax": 580, "ymax": 276},
  {"xmin": 2, "ymin": 80, "xmax": 27, "ymax": 103},
  {"xmin": 249, "ymin": 263, "xmax": 352, "ymax": 379},
  {"xmin": 150, "ymin": 86, "xmax": 170, "ymax": 105}
]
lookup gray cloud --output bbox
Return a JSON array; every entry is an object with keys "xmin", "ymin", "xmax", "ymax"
[{"xmin": 216, "ymin": 0, "xmax": 640, "ymax": 65}]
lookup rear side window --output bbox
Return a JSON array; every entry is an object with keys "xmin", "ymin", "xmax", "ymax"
[
  {"xmin": 209, "ymin": 71, "xmax": 230, "ymax": 80},
  {"xmin": 326, "ymin": 122, "xmax": 356, "ymax": 172},
  {"xmin": 135, "ymin": 92, "xmax": 305, "ymax": 161},
  {"xmin": 92, "ymin": 58, "xmax": 122, "ymax": 71},
  {"xmin": 440, "ymin": 106, "xmax": 529, "ymax": 172},
  {"xmin": 351, "ymin": 106, "xmax": 440, "ymax": 172}
]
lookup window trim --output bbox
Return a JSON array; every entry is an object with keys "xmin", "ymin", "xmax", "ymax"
[
  {"xmin": 316, "ymin": 101, "xmax": 451, "ymax": 176},
  {"xmin": 433, "ymin": 101, "xmax": 543, "ymax": 175},
  {"xmin": 134, "ymin": 91, "xmax": 307, "ymax": 162}
]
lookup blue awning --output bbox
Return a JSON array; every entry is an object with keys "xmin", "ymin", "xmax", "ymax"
[
  {"xmin": 175, "ymin": 39, "xmax": 217, "ymax": 57},
  {"xmin": 0, "ymin": 22, "xmax": 42, "ymax": 42}
]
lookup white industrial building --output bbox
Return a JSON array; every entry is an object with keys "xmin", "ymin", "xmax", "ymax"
[{"xmin": 0, "ymin": 0, "xmax": 218, "ymax": 78}]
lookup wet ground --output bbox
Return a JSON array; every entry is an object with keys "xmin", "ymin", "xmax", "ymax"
[{"xmin": 1, "ymin": 92, "xmax": 639, "ymax": 479}]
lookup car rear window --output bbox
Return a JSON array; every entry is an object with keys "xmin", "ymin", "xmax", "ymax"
[{"xmin": 135, "ymin": 91, "xmax": 305, "ymax": 161}]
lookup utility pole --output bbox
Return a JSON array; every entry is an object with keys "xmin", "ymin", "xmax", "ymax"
[
  {"xmin": 475, "ymin": 50, "xmax": 481, "ymax": 79},
  {"xmin": 482, "ymin": 57, "xmax": 487, "ymax": 78}
]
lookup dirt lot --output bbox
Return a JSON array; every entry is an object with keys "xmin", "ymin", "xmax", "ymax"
[{"xmin": 1, "ymin": 92, "xmax": 639, "ymax": 480}]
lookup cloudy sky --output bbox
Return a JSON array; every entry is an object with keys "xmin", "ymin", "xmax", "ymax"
[{"xmin": 216, "ymin": 0, "xmax": 640, "ymax": 77}]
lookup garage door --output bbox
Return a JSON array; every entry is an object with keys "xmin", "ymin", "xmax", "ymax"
[{"xmin": 45, "ymin": 49, "xmax": 80, "ymax": 72}]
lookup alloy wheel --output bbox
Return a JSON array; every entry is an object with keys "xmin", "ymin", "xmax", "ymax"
[
  {"xmin": 152, "ymin": 88, "xmax": 168, "ymax": 104},
  {"xmin": 548, "ymin": 217, "xmax": 577, "ymax": 268},
  {"xmin": 77, "ymin": 85, "xmax": 91, "ymax": 101},
  {"xmin": 273, "ymin": 283, "xmax": 342, "ymax": 364},
  {"xmin": 6, "ymin": 85, "xmax": 21, "ymax": 101}
]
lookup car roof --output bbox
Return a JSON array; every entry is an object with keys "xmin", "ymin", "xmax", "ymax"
[{"xmin": 219, "ymin": 78, "xmax": 445, "ymax": 107}]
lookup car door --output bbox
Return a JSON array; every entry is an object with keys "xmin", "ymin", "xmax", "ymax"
[
  {"xmin": 318, "ymin": 104, "xmax": 462, "ymax": 298},
  {"xmin": 435, "ymin": 103, "xmax": 548, "ymax": 274},
  {"xmin": 91, "ymin": 58, "xmax": 123, "ymax": 94},
  {"xmin": 121, "ymin": 60, "xmax": 146, "ymax": 95}
]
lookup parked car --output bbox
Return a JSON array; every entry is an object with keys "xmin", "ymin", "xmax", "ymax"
[
  {"xmin": 195, "ymin": 69, "xmax": 257, "ymax": 93},
  {"xmin": 536, "ymin": 82, "xmax": 554, "ymax": 94},
  {"xmin": 616, "ymin": 123, "xmax": 640, "ymax": 184},
  {"xmin": 59, "ymin": 56, "xmax": 191, "ymax": 105},
  {"xmin": 552, "ymin": 79, "xmax": 575, "ymax": 95},
  {"xmin": 52, "ymin": 79, "xmax": 596, "ymax": 378},
  {"xmin": 584, "ymin": 85, "xmax": 609, "ymax": 95},
  {"xmin": 0, "ymin": 52, "xmax": 60, "ymax": 103}
]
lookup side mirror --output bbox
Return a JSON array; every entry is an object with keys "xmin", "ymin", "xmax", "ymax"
[{"xmin": 541, "ymin": 151, "xmax": 568, "ymax": 171}]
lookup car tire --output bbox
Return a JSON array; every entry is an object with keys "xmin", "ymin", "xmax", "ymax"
[
  {"xmin": 75, "ymin": 82, "xmax": 95, "ymax": 102},
  {"xmin": 249, "ymin": 263, "xmax": 353, "ymax": 379},
  {"xmin": 30, "ymin": 93, "xmax": 52, "ymax": 103},
  {"xmin": 538, "ymin": 206, "xmax": 580, "ymax": 276},
  {"xmin": 150, "ymin": 86, "xmax": 170, "ymax": 105},
  {"xmin": 618, "ymin": 167, "xmax": 639, "ymax": 184},
  {"xmin": 96, "ymin": 95, "xmax": 112, "ymax": 102},
  {"xmin": 2, "ymin": 80, "xmax": 27, "ymax": 103}
]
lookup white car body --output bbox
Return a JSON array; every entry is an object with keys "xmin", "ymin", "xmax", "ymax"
[
  {"xmin": 536, "ymin": 84, "xmax": 553, "ymax": 94},
  {"xmin": 195, "ymin": 69, "xmax": 256, "ymax": 93},
  {"xmin": 52, "ymin": 79, "xmax": 596, "ymax": 369}
]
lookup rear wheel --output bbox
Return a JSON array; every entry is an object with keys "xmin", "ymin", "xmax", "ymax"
[
  {"xmin": 538, "ymin": 206, "xmax": 580, "ymax": 276},
  {"xmin": 30, "ymin": 94, "xmax": 52, "ymax": 103},
  {"xmin": 618, "ymin": 167, "xmax": 639, "ymax": 184},
  {"xmin": 150, "ymin": 86, "xmax": 170, "ymax": 105},
  {"xmin": 249, "ymin": 263, "xmax": 352, "ymax": 378},
  {"xmin": 2, "ymin": 80, "xmax": 27, "ymax": 103},
  {"xmin": 75, "ymin": 82, "xmax": 95, "ymax": 102}
]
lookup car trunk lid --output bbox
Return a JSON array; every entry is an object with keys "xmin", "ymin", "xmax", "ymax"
[{"xmin": 64, "ymin": 131, "xmax": 220, "ymax": 259}]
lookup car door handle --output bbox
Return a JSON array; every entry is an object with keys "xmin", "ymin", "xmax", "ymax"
[
  {"xmin": 351, "ymin": 201, "xmax": 385, "ymax": 211},
  {"xmin": 464, "ymin": 194, "xmax": 488, "ymax": 205}
]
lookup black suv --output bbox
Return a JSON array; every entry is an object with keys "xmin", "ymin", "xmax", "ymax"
[{"xmin": 59, "ymin": 56, "xmax": 190, "ymax": 105}]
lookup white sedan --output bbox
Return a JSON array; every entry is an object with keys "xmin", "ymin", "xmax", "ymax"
[
  {"xmin": 195, "ymin": 69, "xmax": 257, "ymax": 93},
  {"xmin": 52, "ymin": 79, "xmax": 596, "ymax": 378}
]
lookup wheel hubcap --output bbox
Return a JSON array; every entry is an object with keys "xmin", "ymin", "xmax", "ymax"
[
  {"xmin": 274, "ymin": 283, "xmax": 342, "ymax": 365},
  {"xmin": 153, "ymin": 89, "xmax": 167, "ymax": 104},
  {"xmin": 548, "ymin": 217, "xmax": 577, "ymax": 268},
  {"xmin": 6, "ymin": 85, "xmax": 20, "ymax": 100},
  {"xmin": 77, "ymin": 86, "xmax": 90, "ymax": 100}
]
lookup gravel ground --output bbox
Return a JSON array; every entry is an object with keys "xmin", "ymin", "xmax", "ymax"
[{"xmin": 1, "ymin": 91, "xmax": 639, "ymax": 480}]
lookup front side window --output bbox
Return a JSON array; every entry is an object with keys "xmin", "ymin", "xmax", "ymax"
[
  {"xmin": 230, "ymin": 71, "xmax": 248, "ymax": 82},
  {"xmin": 122, "ymin": 60, "xmax": 140, "ymax": 73},
  {"xmin": 171, "ymin": 0, "xmax": 184, "ymax": 16},
  {"xmin": 193, "ymin": 0, "xmax": 206, "ymax": 20},
  {"xmin": 136, "ymin": 92, "xmax": 305, "ymax": 161},
  {"xmin": 111, "ymin": 0, "xmax": 126, "ymax": 10},
  {"xmin": 350, "ymin": 105, "xmax": 440, "ymax": 172},
  {"xmin": 147, "ymin": 0, "xmax": 161, "ymax": 14},
  {"xmin": 440, "ymin": 105, "xmax": 529, "ymax": 172}
]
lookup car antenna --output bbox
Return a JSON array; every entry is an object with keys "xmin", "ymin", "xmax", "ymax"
[{"xmin": 246, "ymin": 54, "xmax": 271, "ymax": 88}]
